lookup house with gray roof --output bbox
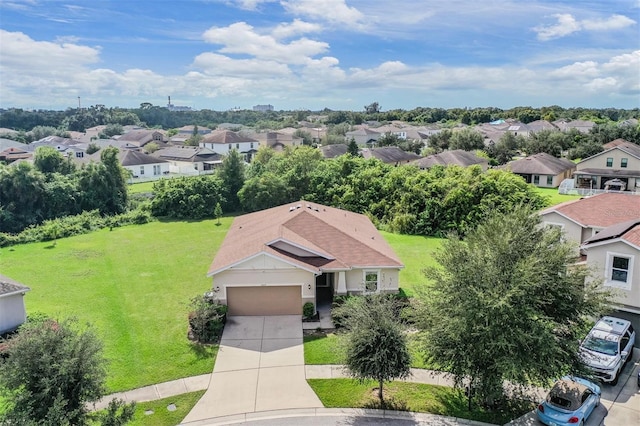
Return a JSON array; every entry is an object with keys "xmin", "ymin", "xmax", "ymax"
[
  {"xmin": 574, "ymin": 140, "xmax": 640, "ymax": 191},
  {"xmin": 319, "ymin": 143, "xmax": 349, "ymax": 159},
  {"xmin": 154, "ymin": 146, "xmax": 221, "ymax": 174},
  {"xmin": 119, "ymin": 150, "xmax": 169, "ymax": 180},
  {"xmin": 505, "ymin": 152, "xmax": 576, "ymax": 187},
  {"xmin": 0, "ymin": 274, "xmax": 30, "ymax": 334},
  {"xmin": 345, "ymin": 128, "xmax": 381, "ymax": 146},
  {"xmin": 360, "ymin": 146, "xmax": 421, "ymax": 165},
  {"xmin": 199, "ymin": 130, "xmax": 259, "ymax": 161},
  {"xmin": 411, "ymin": 149, "xmax": 488, "ymax": 171},
  {"xmin": 117, "ymin": 129, "xmax": 165, "ymax": 147}
]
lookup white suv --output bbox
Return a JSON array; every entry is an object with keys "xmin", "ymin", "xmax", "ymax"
[{"xmin": 579, "ymin": 316, "xmax": 636, "ymax": 385}]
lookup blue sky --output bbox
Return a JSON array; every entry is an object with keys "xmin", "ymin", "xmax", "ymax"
[{"xmin": 0, "ymin": 0, "xmax": 639, "ymax": 111}]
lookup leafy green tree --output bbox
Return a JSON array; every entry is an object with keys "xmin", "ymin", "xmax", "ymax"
[
  {"xmin": 426, "ymin": 129, "xmax": 453, "ymax": 152},
  {"xmin": 86, "ymin": 143, "xmax": 101, "ymax": 155},
  {"xmin": 151, "ymin": 175, "xmax": 226, "ymax": 219},
  {"xmin": 0, "ymin": 317, "xmax": 135, "ymax": 425},
  {"xmin": 214, "ymin": 202, "xmax": 223, "ymax": 225},
  {"xmin": 0, "ymin": 162, "xmax": 47, "ymax": 233},
  {"xmin": 568, "ymin": 140, "xmax": 604, "ymax": 160},
  {"xmin": 347, "ymin": 137, "xmax": 359, "ymax": 156},
  {"xmin": 449, "ymin": 128, "xmax": 485, "ymax": 151},
  {"xmin": 336, "ymin": 294, "xmax": 411, "ymax": 405},
  {"xmin": 238, "ymin": 172, "xmax": 289, "ymax": 212},
  {"xmin": 377, "ymin": 133, "xmax": 402, "ymax": 147},
  {"xmin": 364, "ymin": 102, "xmax": 381, "ymax": 114},
  {"xmin": 144, "ymin": 142, "xmax": 159, "ymax": 154},
  {"xmin": 217, "ymin": 149, "xmax": 245, "ymax": 211},
  {"xmin": 186, "ymin": 125, "xmax": 203, "ymax": 146},
  {"xmin": 293, "ymin": 129, "xmax": 313, "ymax": 146},
  {"xmin": 415, "ymin": 206, "xmax": 612, "ymax": 409},
  {"xmin": 34, "ymin": 146, "xmax": 75, "ymax": 175}
]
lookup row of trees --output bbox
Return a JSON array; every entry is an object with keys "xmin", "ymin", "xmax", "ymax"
[
  {"xmin": 0, "ymin": 146, "xmax": 128, "ymax": 233},
  {"xmin": 2, "ymin": 105, "xmax": 637, "ymax": 133},
  {"xmin": 338, "ymin": 206, "xmax": 612, "ymax": 412}
]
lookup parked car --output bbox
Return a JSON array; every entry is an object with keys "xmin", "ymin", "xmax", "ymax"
[
  {"xmin": 578, "ymin": 316, "xmax": 635, "ymax": 385},
  {"xmin": 536, "ymin": 376, "xmax": 601, "ymax": 426}
]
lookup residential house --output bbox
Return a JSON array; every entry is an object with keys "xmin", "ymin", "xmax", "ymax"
[
  {"xmin": 540, "ymin": 192, "xmax": 640, "ymax": 247},
  {"xmin": 199, "ymin": 130, "xmax": 259, "ymax": 161},
  {"xmin": 120, "ymin": 150, "xmax": 169, "ymax": 180},
  {"xmin": 29, "ymin": 136, "xmax": 89, "ymax": 159},
  {"xmin": 319, "ymin": 144, "xmax": 349, "ymax": 159},
  {"xmin": 574, "ymin": 140, "xmax": 640, "ymax": 191},
  {"xmin": 505, "ymin": 152, "xmax": 576, "ymax": 187},
  {"xmin": 0, "ymin": 275, "xmax": 30, "ymax": 334},
  {"xmin": 345, "ymin": 128, "xmax": 381, "ymax": 146},
  {"xmin": 117, "ymin": 129, "xmax": 165, "ymax": 147},
  {"xmin": 207, "ymin": 202, "xmax": 404, "ymax": 316},
  {"xmin": 581, "ymin": 219, "xmax": 640, "ymax": 337},
  {"xmin": 360, "ymin": 146, "xmax": 421, "ymax": 165},
  {"xmin": 553, "ymin": 119, "xmax": 596, "ymax": 134},
  {"xmin": 411, "ymin": 149, "xmax": 489, "ymax": 171},
  {"xmin": 0, "ymin": 146, "xmax": 32, "ymax": 163},
  {"xmin": 176, "ymin": 125, "xmax": 212, "ymax": 136},
  {"xmin": 154, "ymin": 146, "xmax": 221, "ymax": 174},
  {"xmin": 526, "ymin": 120, "xmax": 557, "ymax": 133},
  {"xmin": 265, "ymin": 132, "xmax": 303, "ymax": 151}
]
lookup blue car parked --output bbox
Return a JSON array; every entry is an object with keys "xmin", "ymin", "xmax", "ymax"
[{"xmin": 536, "ymin": 376, "xmax": 601, "ymax": 426}]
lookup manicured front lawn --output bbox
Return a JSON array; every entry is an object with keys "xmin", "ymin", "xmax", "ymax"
[
  {"xmin": 304, "ymin": 332, "xmax": 432, "ymax": 370},
  {"xmin": 128, "ymin": 181, "xmax": 155, "ymax": 194},
  {"xmin": 308, "ymin": 379, "xmax": 532, "ymax": 425},
  {"xmin": 0, "ymin": 219, "xmax": 231, "ymax": 392},
  {"xmin": 125, "ymin": 391, "xmax": 205, "ymax": 426}
]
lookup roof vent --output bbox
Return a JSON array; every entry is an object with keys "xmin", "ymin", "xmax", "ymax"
[
  {"xmin": 289, "ymin": 206, "xmax": 295, "ymax": 212},
  {"xmin": 296, "ymin": 204, "xmax": 302, "ymax": 209}
]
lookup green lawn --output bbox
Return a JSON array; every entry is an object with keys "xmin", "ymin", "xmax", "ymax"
[
  {"xmin": 380, "ymin": 232, "xmax": 442, "ymax": 296},
  {"xmin": 532, "ymin": 186, "xmax": 582, "ymax": 206},
  {"xmin": 128, "ymin": 181, "xmax": 155, "ymax": 194},
  {"xmin": 125, "ymin": 391, "xmax": 205, "ymax": 426},
  {"xmin": 0, "ymin": 219, "xmax": 232, "ymax": 392},
  {"xmin": 307, "ymin": 379, "xmax": 532, "ymax": 425}
]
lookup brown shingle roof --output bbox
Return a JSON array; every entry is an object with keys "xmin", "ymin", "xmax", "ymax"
[
  {"xmin": 208, "ymin": 202, "xmax": 404, "ymax": 276},
  {"xmin": 411, "ymin": 149, "xmax": 488, "ymax": 169},
  {"xmin": 201, "ymin": 130, "xmax": 258, "ymax": 144},
  {"xmin": 541, "ymin": 193, "xmax": 640, "ymax": 228},
  {"xmin": 0, "ymin": 274, "xmax": 30, "ymax": 298}
]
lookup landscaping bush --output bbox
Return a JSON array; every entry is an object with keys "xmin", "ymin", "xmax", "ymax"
[
  {"xmin": 188, "ymin": 294, "xmax": 228, "ymax": 343},
  {"xmin": 303, "ymin": 302, "xmax": 315, "ymax": 319},
  {"xmin": 331, "ymin": 295, "xmax": 352, "ymax": 329}
]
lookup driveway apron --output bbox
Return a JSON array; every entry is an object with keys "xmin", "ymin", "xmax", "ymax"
[{"xmin": 181, "ymin": 315, "xmax": 322, "ymax": 423}]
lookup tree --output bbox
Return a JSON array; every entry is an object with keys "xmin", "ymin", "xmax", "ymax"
[
  {"xmin": 217, "ymin": 149, "xmax": 245, "ymax": 211},
  {"xmin": 86, "ymin": 142, "xmax": 101, "ymax": 155},
  {"xmin": 415, "ymin": 206, "xmax": 612, "ymax": 410},
  {"xmin": 34, "ymin": 146, "xmax": 75, "ymax": 175},
  {"xmin": 144, "ymin": 141, "xmax": 159, "ymax": 154},
  {"xmin": 336, "ymin": 294, "xmax": 411, "ymax": 405},
  {"xmin": 449, "ymin": 128, "xmax": 485, "ymax": 151},
  {"xmin": 214, "ymin": 202, "xmax": 223, "ymax": 225},
  {"xmin": 364, "ymin": 102, "xmax": 381, "ymax": 114},
  {"xmin": 347, "ymin": 137, "xmax": 359, "ymax": 156},
  {"xmin": 0, "ymin": 317, "xmax": 135, "ymax": 425},
  {"xmin": 186, "ymin": 125, "xmax": 203, "ymax": 146},
  {"xmin": 151, "ymin": 175, "xmax": 226, "ymax": 219}
]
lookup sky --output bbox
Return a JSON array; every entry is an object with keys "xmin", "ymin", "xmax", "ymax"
[{"xmin": 0, "ymin": 0, "xmax": 639, "ymax": 112}]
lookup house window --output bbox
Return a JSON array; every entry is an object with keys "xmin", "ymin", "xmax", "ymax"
[
  {"xmin": 606, "ymin": 253, "xmax": 633, "ymax": 290},
  {"xmin": 250, "ymin": 142, "xmax": 254, "ymax": 149},
  {"xmin": 75, "ymin": 151, "xmax": 84, "ymax": 158},
  {"xmin": 139, "ymin": 166, "xmax": 144, "ymax": 175},
  {"xmin": 364, "ymin": 270, "xmax": 379, "ymax": 293},
  {"xmin": 606, "ymin": 157, "xmax": 613, "ymax": 167},
  {"xmin": 153, "ymin": 165, "xmax": 161, "ymax": 175},
  {"xmin": 533, "ymin": 175, "xmax": 540, "ymax": 184},
  {"xmin": 228, "ymin": 144, "xmax": 232, "ymax": 149},
  {"xmin": 236, "ymin": 143, "xmax": 240, "ymax": 149},
  {"xmin": 546, "ymin": 176, "xmax": 553, "ymax": 185},
  {"xmin": 621, "ymin": 158, "xmax": 628, "ymax": 168}
]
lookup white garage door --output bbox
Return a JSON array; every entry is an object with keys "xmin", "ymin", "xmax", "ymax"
[{"xmin": 226, "ymin": 286, "xmax": 302, "ymax": 316}]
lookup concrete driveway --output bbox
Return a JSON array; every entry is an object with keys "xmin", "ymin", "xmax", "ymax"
[{"xmin": 181, "ymin": 315, "xmax": 323, "ymax": 424}]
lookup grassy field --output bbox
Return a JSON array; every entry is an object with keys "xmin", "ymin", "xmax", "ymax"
[
  {"xmin": 532, "ymin": 186, "xmax": 582, "ymax": 206},
  {"xmin": 0, "ymin": 219, "xmax": 232, "ymax": 392},
  {"xmin": 307, "ymin": 379, "xmax": 532, "ymax": 425},
  {"xmin": 128, "ymin": 181, "xmax": 156, "ymax": 194}
]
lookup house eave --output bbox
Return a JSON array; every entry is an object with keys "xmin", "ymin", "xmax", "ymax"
[
  {"xmin": 207, "ymin": 250, "xmax": 320, "ymax": 277},
  {"xmin": 265, "ymin": 237, "xmax": 334, "ymax": 260},
  {"xmin": 0, "ymin": 288, "xmax": 31, "ymax": 299}
]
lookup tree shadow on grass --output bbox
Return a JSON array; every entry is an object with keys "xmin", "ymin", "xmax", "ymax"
[{"xmin": 188, "ymin": 342, "xmax": 218, "ymax": 361}]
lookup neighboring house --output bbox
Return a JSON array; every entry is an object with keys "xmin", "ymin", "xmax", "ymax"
[
  {"xmin": 574, "ymin": 140, "xmax": 640, "ymax": 191},
  {"xmin": 207, "ymin": 202, "xmax": 404, "ymax": 316},
  {"xmin": 540, "ymin": 192, "xmax": 640, "ymax": 247},
  {"xmin": 581, "ymin": 219, "xmax": 640, "ymax": 336},
  {"xmin": 118, "ymin": 129, "xmax": 165, "ymax": 147},
  {"xmin": 553, "ymin": 119, "xmax": 596, "ymax": 134},
  {"xmin": 154, "ymin": 146, "xmax": 221, "ymax": 174},
  {"xmin": 0, "ymin": 146, "xmax": 32, "ymax": 163},
  {"xmin": 176, "ymin": 125, "xmax": 212, "ymax": 136},
  {"xmin": 319, "ymin": 143, "xmax": 349, "ymax": 159},
  {"xmin": 411, "ymin": 149, "xmax": 489, "ymax": 171},
  {"xmin": 505, "ymin": 152, "xmax": 576, "ymax": 187},
  {"xmin": 526, "ymin": 120, "xmax": 557, "ymax": 133},
  {"xmin": 0, "ymin": 275, "xmax": 30, "ymax": 334},
  {"xmin": 345, "ymin": 128, "xmax": 381, "ymax": 146},
  {"xmin": 199, "ymin": 130, "xmax": 259, "ymax": 161},
  {"xmin": 265, "ymin": 132, "xmax": 303, "ymax": 150},
  {"xmin": 360, "ymin": 146, "xmax": 421, "ymax": 165},
  {"xmin": 120, "ymin": 150, "xmax": 170, "ymax": 179}
]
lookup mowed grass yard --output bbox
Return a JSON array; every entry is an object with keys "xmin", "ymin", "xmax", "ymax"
[
  {"xmin": 533, "ymin": 186, "xmax": 582, "ymax": 206},
  {"xmin": 0, "ymin": 218, "xmax": 232, "ymax": 392}
]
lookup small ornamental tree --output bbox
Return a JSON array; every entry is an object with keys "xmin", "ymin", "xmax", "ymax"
[
  {"xmin": 214, "ymin": 202, "xmax": 223, "ymax": 225},
  {"xmin": 335, "ymin": 294, "xmax": 411, "ymax": 405},
  {"xmin": 0, "ymin": 317, "xmax": 135, "ymax": 425}
]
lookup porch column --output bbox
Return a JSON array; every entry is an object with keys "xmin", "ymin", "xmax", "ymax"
[{"xmin": 336, "ymin": 271, "xmax": 347, "ymax": 295}]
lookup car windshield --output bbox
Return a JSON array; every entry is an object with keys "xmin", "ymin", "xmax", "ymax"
[{"xmin": 582, "ymin": 335, "xmax": 618, "ymax": 355}]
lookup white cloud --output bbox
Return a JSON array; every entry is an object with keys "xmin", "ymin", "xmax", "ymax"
[
  {"xmin": 202, "ymin": 22, "xmax": 329, "ymax": 64},
  {"xmin": 548, "ymin": 61, "xmax": 600, "ymax": 79},
  {"xmin": 534, "ymin": 13, "xmax": 636, "ymax": 41},
  {"xmin": 281, "ymin": 0, "xmax": 365, "ymax": 27},
  {"xmin": 192, "ymin": 52, "xmax": 292, "ymax": 77},
  {"xmin": 272, "ymin": 19, "xmax": 322, "ymax": 39}
]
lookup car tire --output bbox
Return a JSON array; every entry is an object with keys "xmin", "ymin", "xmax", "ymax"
[{"xmin": 611, "ymin": 372, "xmax": 619, "ymax": 386}]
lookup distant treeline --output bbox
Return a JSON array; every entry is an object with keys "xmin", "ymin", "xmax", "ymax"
[{"xmin": 1, "ymin": 104, "xmax": 638, "ymax": 134}]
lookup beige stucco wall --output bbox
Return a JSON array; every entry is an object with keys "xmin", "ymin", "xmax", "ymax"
[
  {"xmin": 212, "ymin": 254, "xmax": 316, "ymax": 303},
  {"xmin": 584, "ymin": 241, "xmax": 640, "ymax": 312},
  {"xmin": 578, "ymin": 149, "xmax": 640, "ymax": 171},
  {"xmin": 0, "ymin": 294, "xmax": 27, "ymax": 334},
  {"xmin": 344, "ymin": 268, "xmax": 400, "ymax": 294},
  {"xmin": 541, "ymin": 211, "xmax": 584, "ymax": 246}
]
